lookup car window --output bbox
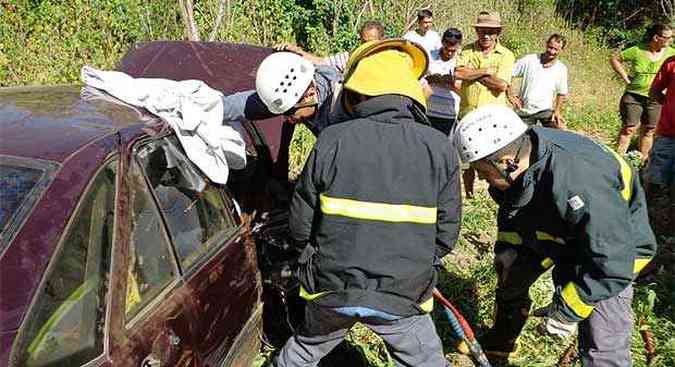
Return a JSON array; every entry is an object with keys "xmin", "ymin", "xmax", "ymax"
[
  {"xmin": 14, "ymin": 160, "xmax": 116, "ymax": 367},
  {"xmin": 0, "ymin": 165, "xmax": 41, "ymax": 230},
  {"xmin": 0, "ymin": 156, "xmax": 57, "ymax": 251},
  {"xmin": 136, "ymin": 136, "xmax": 236, "ymax": 270},
  {"xmin": 125, "ymin": 159, "xmax": 178, "ymax": 320}
]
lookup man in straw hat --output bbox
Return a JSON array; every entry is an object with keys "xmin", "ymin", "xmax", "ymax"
[
  {"xmin": 456, "ymin": 11, "xmax": 515, "ymax": 198},
  {"xmin": 273, "ymin": 39, "xmax": 461, "ymax": 367}
]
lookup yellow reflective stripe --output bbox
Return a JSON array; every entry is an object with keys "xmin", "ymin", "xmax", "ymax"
[
  {"xmin": 561, "ymin": 282, "xmax": 594, "ymax": 318},
  {"xmin": 419, "ymin": 297, "xmax": 434, "ymax": 313},
  {"xmin": 608, "ymin": 149, "xmax": 633, "ymax": 201},
  {"xmin": 319, "ymin": 194, "xmax": 437, "ymax": 224},
  {"xmin": 634, "ymin": 258, "xmax": 651, "ymax": 274},
  {"xmin": 299, "ymin": 285, "xmax": 331, "ymax": 301},
  {"xmin": 126, "ymin": 269, "xmax": 141, "ymax": 314},
  {"xmin": 497, "ymin": 231, "xmax": 523, "ymax": 245},
  {"xmin": 28, "ymin": 279, "xmax": 95, "ymax": 356},
  {"xmin": 536, "ymin": 231, "xmax": 565, "ymax": 245},
  {"xmin": 541, "ymin": 257, "xmax": 554, "ymax": 269}
]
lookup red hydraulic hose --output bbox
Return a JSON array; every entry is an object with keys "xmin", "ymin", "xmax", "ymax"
[
  {"xmin": 433, "ymin": 288, "xmax": 475, "ymax": 339},
  {"xmin": 433, "ymin": 288, "xmax": 492, "ymax": 367}
]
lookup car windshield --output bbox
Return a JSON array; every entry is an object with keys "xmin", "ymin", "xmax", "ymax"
[{"xmin": 0, "ymin": 157, "xmax": 56, "ymax": 248}]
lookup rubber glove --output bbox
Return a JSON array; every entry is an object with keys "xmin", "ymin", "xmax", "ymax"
[{"xmin": 532, "ymin": 304, "xmax": 577, "ymax": 339}]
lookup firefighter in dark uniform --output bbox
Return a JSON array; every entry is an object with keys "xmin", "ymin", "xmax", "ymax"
[
  {"xmin": 453, "ymin": 105, "xmax": 657, "ymax": 366},
  {"xmin": 273, "ymin": 39, "xmax": 462, "ymax": 367}
]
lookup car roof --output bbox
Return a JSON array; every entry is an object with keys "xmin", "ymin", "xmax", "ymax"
[
  {"xmin": 118, "ymin": 41, "xmax": 271, "ymax": 94},
  {"xmin": 118, "ymin": 41, "xmax": 286, "ymax": 163},
  {"xmin": 0, "ymin": 85, "xmax": 157, "ymax": 163}
]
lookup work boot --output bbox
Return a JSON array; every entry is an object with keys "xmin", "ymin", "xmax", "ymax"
[
  {"xmin": 478, "ymin": 299, "xmax": 531, "ymax": 359},
  {"xmin": 479, "ymin": 327, "xmax": 517, "ymax": 358}
]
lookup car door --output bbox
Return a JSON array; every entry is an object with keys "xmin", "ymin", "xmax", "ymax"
[
  {"xmin": 108, "ymin": 150, "xmax": 199, "ymax": 367},
  {"xmin": 133, "ymin": 135, "xmax": 261, "ymax": 366},
  {"xmin": 9, "ymin": 159, "xmax": 117, "ymax": 367}
]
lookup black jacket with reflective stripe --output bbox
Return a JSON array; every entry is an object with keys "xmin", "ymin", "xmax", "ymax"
[
  {"xmin": 490, "ymin": 128, "xmax": 656, "ymax": 322},
  {"xmin": 290, "ymin": 95, "xmax": 462, "ymax": 317}
]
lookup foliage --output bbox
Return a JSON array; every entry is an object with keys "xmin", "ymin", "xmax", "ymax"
[
  {"xmin": 554, "ymin": 0, "xmax": 674, "ymax": 46},
  {"xmin": 1, "ymin": 0, "xmax": 184, "ymax": 86}
]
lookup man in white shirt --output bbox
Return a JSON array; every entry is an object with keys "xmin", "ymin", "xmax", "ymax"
[
  {"xmin": 403, "ymin": 9, "xmax": 442, "ymax": 56},
  {"xmin": 425, "ymin": 28, "xmax": 463, "ymax": 135},
  {"xmin": 508, "ymin": 34, "xmax": 569, "ymax": 128}
]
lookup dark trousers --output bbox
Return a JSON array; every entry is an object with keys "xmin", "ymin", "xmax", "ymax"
[
  {"xmin": 517, "ymin": 109, "xmax": 556, "ymax": 128},
  {"xmin": 493, "ymin": 244, "xmax": 634, "ymax": 367},
  {"xmin": 428, "ymin": 116, "xmax": 456, "ymax": 136},
  {"xmin": 273, "ymin": 303, "xmax": 449, "ymax": 367}
]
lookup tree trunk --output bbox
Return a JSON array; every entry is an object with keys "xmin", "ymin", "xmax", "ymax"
[{"xmin": 178, "ymin": 0, "xmax": 201, "ymax": 41}]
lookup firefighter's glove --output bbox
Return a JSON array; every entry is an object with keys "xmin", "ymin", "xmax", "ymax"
[{"xmin": 532, "ymin": 304, "xmax": 577, "ymax": 339}]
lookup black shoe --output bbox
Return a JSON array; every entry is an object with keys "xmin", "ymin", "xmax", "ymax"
[{"xmin": 478, "ymin": 328, "xmax": 518, "ymax": 359}]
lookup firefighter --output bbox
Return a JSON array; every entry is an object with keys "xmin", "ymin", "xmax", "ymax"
[
  {"xmin": 273, "ymin": 39, "xmax": 462, "ymax": 367},
  {"xmin": 221, "ymin": 51, "xmax": 345, "ymax": 136},
  {"xmin": 453, "ymin": 105, "xmax": 657, "ymax": 366}
]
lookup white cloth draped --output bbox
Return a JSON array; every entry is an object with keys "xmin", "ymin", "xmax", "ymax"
[{"xmin": 81, "ymin": 66, "xmax": 246, "ymax": 184}]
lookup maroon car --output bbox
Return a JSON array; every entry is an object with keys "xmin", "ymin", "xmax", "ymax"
[{"xmin": 0, "ymin": 42, "xmax": 298, "ymax": 367}]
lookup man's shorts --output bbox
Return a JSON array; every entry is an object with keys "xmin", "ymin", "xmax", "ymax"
[
  {"xmin": 619, "ymin": 92, "xmax": 661, "ymax": 129},
  {"xmin": 645, "ymin": 136, "xmax": 675, "ymax": 186}
]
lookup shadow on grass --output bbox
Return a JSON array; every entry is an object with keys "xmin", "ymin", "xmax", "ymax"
[{"xmin": 318, "ymin": 342, "xmax": 371, "ymax": 367}]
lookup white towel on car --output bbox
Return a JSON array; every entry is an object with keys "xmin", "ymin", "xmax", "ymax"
[{"xmin": 80, "ymin": 65, "xmax": 246, "ymax": 185}]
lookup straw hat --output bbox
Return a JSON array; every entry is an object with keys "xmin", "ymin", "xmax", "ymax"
[{"xmin": 473, "ymin": 11, "xmax": 502, "ymax": 28}]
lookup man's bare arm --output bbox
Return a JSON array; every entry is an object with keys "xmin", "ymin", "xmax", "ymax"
[
  {"xmin": 610, "ymin": 53, "xmax": 631, "ymax": 84},
  {"xmin": 649, "ymin": 85, "xmax": 667, "ymax": 104},
  {"xmin": 274, "ymin": 43, "xmax": 326, "ymax": 65},
  {"xmin": 478, "ymin": 75, "xmax": 509, "ymax": 94},
  {"xmin": 553, "ymin": 94, "xmax": 567, "ymax": 128},
  {"xmin": 455, "ymin": 66, "xmax": 492, "ymax": 81},
  {"xmin": 505, "ymin": 81, "xmax": 522, "ymax": 108}
]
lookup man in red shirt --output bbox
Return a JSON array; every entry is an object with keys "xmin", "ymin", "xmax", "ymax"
[{"xmin": 648, "ymin": 55, "xmax": 675, "ymax": 236}]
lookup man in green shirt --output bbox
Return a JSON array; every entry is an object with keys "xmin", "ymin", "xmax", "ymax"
[{"xmin": 610, "ymin": 23, "xmax": 674, "ymax": 162}]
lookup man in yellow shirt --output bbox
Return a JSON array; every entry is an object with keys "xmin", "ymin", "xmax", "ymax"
[
  {"xmin": 455, "ymin": 11, "xmax": 515, "ymax": 197},
  {"xmin": 456, "ymin": 11, "xmax": 515, "ymax": 118}
]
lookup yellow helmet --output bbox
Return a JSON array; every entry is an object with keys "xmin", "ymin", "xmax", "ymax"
[{"xmin": 343, "ymin": 39, "xmax": 429, "ymax": 111}]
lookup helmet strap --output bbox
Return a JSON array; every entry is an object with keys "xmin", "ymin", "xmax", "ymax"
[
  {"xmin": 487, "ymin": 136, "xmax": 525, "ymax": 185},
  {"xmin": 488, "ymin": 159, "xmax": 515, "ymax": 185}
]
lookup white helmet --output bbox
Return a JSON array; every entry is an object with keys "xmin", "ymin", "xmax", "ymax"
[
  {"xmin": 255, "ymin": 52, "xmax": 316, "ymax": 114},
  {"xmin": 453, "ymin": 105, "xmax": 528, "ymax": 163}
]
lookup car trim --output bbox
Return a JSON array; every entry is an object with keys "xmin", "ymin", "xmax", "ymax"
[
  {"xmin": 181, "ymin": 224, "xmax": 242, "ymax": 279},
  {"xmin": 0, "ymin": 155, "xmax": 60, "ymax": 258},
  {"xmin": 206, "ymin": 301, "xmax": 263, "ymax": 367},
  {"xmin": 123, "ymin": 277, "xmax": 183, "ymax": 330},
  {"xmin": 8, "ymin": 155, "xmax": 119, "ymax": 366},
  {"xmin": 122, "ymin": 156, "xmax": 183, "ymax": 330}
]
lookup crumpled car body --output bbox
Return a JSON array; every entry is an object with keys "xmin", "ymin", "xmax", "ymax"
[{"xmin": 0, "ymin": 41, "xmax": 296, "ymax": 367}]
